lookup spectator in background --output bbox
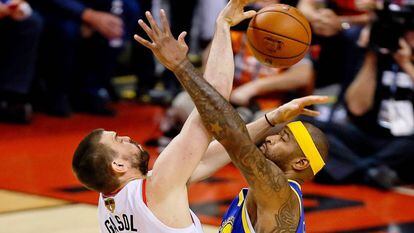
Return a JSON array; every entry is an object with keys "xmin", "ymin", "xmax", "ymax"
[
  {"xmin": 132, "ymin": 0, "xmax": 199, "ymax": 104},
  {"xmin": 313, "ymin": 17, "xmax": 414, "ymax": 189},
  {"xmin": 33, "ymin": 0, "xmax": 140, "ymax": 116},
  {"xmin": 0, "ymin": 0, "xmax": 42, "ymax": 123},
  {"xmin": 298, "ymin": 0, "xmax": 374, "ymax": 89}
]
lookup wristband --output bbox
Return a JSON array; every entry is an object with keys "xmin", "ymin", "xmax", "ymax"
[{"xmin": 264, "ymin": 113, "xmax": 275, "ymax": 127}]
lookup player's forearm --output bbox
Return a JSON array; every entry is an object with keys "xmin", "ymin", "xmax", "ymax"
[
  {"xmin": 188, "ymin": 116, "xmax": 277, "ymax": 184},
  {"xmin": 204, "ymin": 22, "xmax": 234, "ymax": 100},
  {"xmin": 174, "ymin": 60, "xmax": 251, "ymax": 148}
]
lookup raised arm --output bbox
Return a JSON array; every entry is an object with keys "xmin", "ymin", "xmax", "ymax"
[{"xmin": 133, "ymin": 1, "xmax": 255, "ymax": 190}]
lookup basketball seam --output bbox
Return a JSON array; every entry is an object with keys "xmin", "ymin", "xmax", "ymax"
[
  {"xmin": 249, "ymin": 26, "xmax": 309, "ymax": 45},
  {"xmin": 246, "ymin": 34, "xmax": 308, "ymax": 59},
  {"xmin": 254, "ymin": 10, "xmax": 311, "ymax": 43}
]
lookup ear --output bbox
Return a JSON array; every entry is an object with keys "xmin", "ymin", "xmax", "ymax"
[
  {"xmin": 292, "ymin": 157, "xmax": 310, "ymax": 171},
  {"xmin": 111, "ymin": 158, "xmax": 128, "ymax": 174}
]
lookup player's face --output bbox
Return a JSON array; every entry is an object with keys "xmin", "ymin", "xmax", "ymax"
[
  {"xmin": 100, "ymin": 131, "xmax": 150, "ymax": 174},
  {"xmin": 259, "ymin": 127, "xmax": 300, "ymax": 171}
]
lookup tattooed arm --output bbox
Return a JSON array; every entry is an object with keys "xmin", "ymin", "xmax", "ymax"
[
  {"xmin": 173, "ymin": 60, "xmax": 291, "ymax": 204},
  {"xmin": 188, "ymin": 114, "xmax": 278, "ymax": 184},
  {"xmin": 173, "ymin": 63, "xmax": 331, "ymax": 232}
]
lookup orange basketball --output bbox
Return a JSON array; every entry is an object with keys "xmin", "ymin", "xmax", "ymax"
[{"xmin": 247, "ymin": 4, "xmax": 312, "ymax": 68}]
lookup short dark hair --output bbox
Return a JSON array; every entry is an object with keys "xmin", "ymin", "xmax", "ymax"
[
  {"xmin": 72, "ymin": 129, "xmax": 120, "ymax": 193},
  {"xmin": 303, "ymin": 123, "xmax": 329, "ymax": 163}
]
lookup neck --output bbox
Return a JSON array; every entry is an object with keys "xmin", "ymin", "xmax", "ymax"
[
  {"xmin": 105, "ymin": 173, "xmax": 144, "ymax": 196},
  {"xmin": 284, "ymin": 171, "xmax": 305, "ymax": 185},
  {"xmin": 120, "ymin": 172, "xmax": 145, "ymax": 185}
]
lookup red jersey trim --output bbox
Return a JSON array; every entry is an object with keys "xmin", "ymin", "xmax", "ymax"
[
  {"xmin": 102, "ymin": 187, "xmax": 122, "ymax": 198},
  {"xmin": 142, "ymin": 179, "xmax": 148, "ymax": 206}
]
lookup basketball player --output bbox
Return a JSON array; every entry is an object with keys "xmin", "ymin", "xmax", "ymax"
[
  {"xmin": 72, "ymin": 1, "xmax": 256, "ymax": 233},
  {"xmin": 136, "ymin": 4, "xmax": 329, "ymax": 233}
]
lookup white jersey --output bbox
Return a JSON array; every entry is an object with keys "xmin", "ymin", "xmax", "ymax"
[{"xmin": 98, "ymin": 179, "xmax": 203, "ymax": 233}]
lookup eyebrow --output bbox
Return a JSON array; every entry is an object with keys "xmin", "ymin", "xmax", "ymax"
[{"xmin": 284, "ymin": 128, "xmax": 291, "ymax": 141}]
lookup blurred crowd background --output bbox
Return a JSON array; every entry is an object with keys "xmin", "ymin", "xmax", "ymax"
[{"xmin": 1, "ymin": 0, "xmax": 414, "ymax": 190}]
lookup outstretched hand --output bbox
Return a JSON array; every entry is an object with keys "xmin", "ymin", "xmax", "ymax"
[
  {"xmin": 134, "ymin": 10, "xmax": 188, "ymax": 72},
  {"xmin": 217, "ymin": 0, "xmax": 256, "ymax": 27},
  {"xmin": 267, "ymin": 95, "xmax": 330, "ymax": 125}
]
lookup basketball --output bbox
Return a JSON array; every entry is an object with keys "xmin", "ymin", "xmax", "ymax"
[{"xmin": 247, "ymin": 4, "xmax": 312, "ymax": 68}]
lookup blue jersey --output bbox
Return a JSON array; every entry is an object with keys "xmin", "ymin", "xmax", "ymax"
[{"xmin": 219, "ymin": 180, "xmax": 305, "ymax": 233}]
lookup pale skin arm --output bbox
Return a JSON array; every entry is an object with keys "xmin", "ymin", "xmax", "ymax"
[{"xmin": 345, "ymin": 51, "xmax": 377, "ymax": 116}]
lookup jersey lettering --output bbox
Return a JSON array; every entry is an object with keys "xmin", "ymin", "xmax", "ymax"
[
  {"xmin": 115, "ymin": 216, "xmax": 124, "ymax": 231},
  {"xmin": 105, "ymin": 215, "xmax": 137, "ymax": 232},
  {"xmin": 105, "ymin": 219, "xmax": 118, "ymax": 233}
]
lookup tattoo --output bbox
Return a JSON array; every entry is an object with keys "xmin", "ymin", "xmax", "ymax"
[
  {"xmin": 175, "ymin": 58, "xmax": 290, "ymax": 202},
  {"xmin": 174, "ymin": 59, "xmax": 288, "ymax": 196},
  {"xmin": 271, "ymin": 198, "xmax": 298, "ymax": 233}
]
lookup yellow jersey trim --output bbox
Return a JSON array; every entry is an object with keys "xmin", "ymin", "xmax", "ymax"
[
  {"xmin": 287, "ymin": 121, "xmax": 325, "ymax": 174},
  {"xmin": 237, "ymin": 190, "xmax": 245, "ymax": 207},
  {"xmin": 290, "ymin": 185, "xmax": 303, "ymax": 215},
  {"xmin": 241, "ymin": 202, "xmax": 253, "ymax": 233}
]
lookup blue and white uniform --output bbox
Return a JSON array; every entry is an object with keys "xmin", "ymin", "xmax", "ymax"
[{"xmin": 219, "ymin": 180, "xmax": 305, "ymax": 233}]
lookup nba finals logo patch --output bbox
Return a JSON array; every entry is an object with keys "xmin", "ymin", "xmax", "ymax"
[
  {"xmin": 219, "ymin": 217, "xmax": 235, "ymax": 233},
  {"xmin": 104, "ymin": 198, "xmax": 115, "ymax": 213}
]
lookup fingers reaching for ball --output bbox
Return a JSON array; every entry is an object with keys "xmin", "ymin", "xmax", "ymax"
[{"xmin": 134, "ymin": 10, "xmax": 189, "ymax": 72}]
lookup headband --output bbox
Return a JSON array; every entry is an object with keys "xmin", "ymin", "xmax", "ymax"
[{"xmin": 287, "ymin": 121, "xmax": 325, "ymax": 175}]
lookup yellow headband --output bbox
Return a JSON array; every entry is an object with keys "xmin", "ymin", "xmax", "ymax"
[{"xmin": 287, "ymin": 121, "xmax": 325, "ymax": 175}]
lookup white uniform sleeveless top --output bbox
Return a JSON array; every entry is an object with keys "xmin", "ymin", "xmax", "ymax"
[{"xmin": 98, "ymin": 179, "xmax": 203, "ymax": 233}]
